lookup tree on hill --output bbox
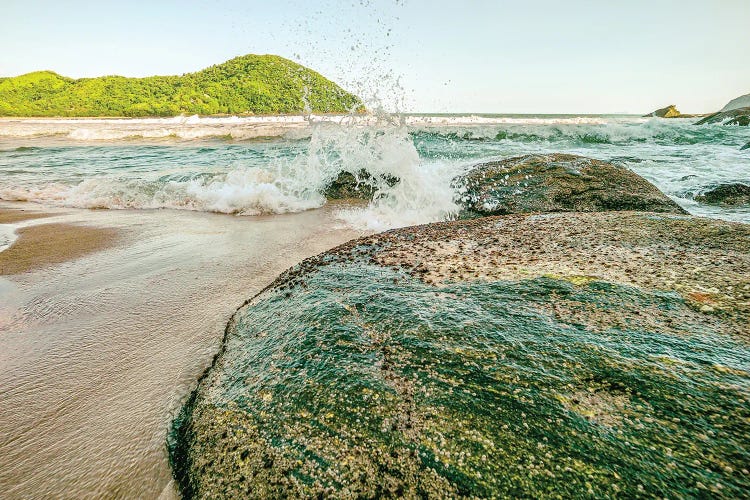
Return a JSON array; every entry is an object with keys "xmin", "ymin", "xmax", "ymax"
[{"xmin": 0, "ymin": 55, "xmax": 362, "ymax": 117}]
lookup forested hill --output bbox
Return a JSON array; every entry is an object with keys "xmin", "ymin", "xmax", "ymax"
[{"xmin": 0, "ymin": 55, "xmax": 362, "ymax": 117}]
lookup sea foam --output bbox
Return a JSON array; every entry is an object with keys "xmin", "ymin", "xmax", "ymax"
[
  {"xmin": 2, "ymin": 114, "xmax": 749, "ymax": 227},
  {"xmin": 0, "ymin": 117, "xmax": 465, "ymax": 229}
]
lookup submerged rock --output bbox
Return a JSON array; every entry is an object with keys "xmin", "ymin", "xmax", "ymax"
[
  {"xmin": 695, "ymin": 107, "xmax": 750, "ymax": 126},
  {"xmin": 453, "ymin": 153, "xmax": 686, "ymax": 217},
  {"xmin": 323, "ymin": 170, "xmax": 399, "ymax": 200},
  {"xmin": 742, "ymin": 141, "xmax": 750, "ymax": 151},
  {"xmin": 694, "ymin": 183, "xmax": 750, "ymax": 206},
  {"xmin": 643, "ymin": 104, "xmax": 682, "ymax": 118},
  {"xmin": 171, "ymin": 211, "xmax": 750, "ymax": 498}
]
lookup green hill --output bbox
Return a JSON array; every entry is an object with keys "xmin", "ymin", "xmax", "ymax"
[{"xmin": 0, "ymin": 55, "xmax": 362, "ymax": 117}]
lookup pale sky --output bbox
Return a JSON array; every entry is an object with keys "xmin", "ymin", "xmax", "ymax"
[{"xmin": 1, "ymin": 0, "xmax": 748, "ymax": 114}]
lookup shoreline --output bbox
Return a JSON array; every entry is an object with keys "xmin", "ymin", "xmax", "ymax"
[
  {"xmin": 0, "ymin": 208, "xmax": 53, "ymax": 224},
  {"xmin": 0, "ymin": 217, "xmax": 122, "ymax": 275},
  {"xmin": 0, "ymin": 203, "xmax": 363, "ymax": 498}
]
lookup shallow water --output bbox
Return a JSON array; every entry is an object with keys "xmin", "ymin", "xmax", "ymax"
[
  {"xmin": 1, "ymin": 114, "xmax": 749, "ymax": 228},
  {"xmin": 0, "ymin": 203, "xmax": 360, "ymax": 498}
]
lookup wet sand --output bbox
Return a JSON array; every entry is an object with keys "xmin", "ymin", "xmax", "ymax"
[
  {"xmin": 0, "ymin": 208, "xmax": 52, "ymax": 224},
  {"xmin": 0, "ymin": 219, "xmax": 121, "ymax": 275},
  {"xmin": 0, "ymin": 202, "xmax": 362, "ymax": 499}
]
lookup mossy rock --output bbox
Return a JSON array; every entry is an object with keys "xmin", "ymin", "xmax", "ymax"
[
  {"xmin": 694, "ymin": 183, "xmax": 750, "ymax": 206},
  {"xmin": 453, "ymin": 154, "xmax": 687, "ymax": 217},
  {"xmin": 171, "ymin": 211, "xmax": 750, "ymax": 498},
  {"xmin": 323, "ymin": 169, "xmax": 400, "ymax": 200},
  {"xmin": 695, "ymin": 107, "xmax": 750, "ymax": 126}
]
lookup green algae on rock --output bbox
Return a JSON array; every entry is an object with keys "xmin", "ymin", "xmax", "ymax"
[
  {"xmin": 694, "ymin": 183, "xmax": 750, "ymax": 207},
  {"xmin": 323, "ymin": 169, "xmax": 400, "ymax": 200},
  {"xmin": 171, "ymin": 211, "xmax": 750, "ymax": 498},
  {"xmin": 695, "ymin": 107, "xmax": 750, "ymax": 126},
  {"xmin": 453, "ymin": 154, "xmax": 687, "ymax": 217}
]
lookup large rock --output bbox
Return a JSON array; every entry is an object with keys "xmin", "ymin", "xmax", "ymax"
[
  {"xmin": 171, "ymin": 211, "xmax": 750, "ymax": 499},
  {"xmin": 720, "ymin": 93, "xmax": 750, "ymax": 112},
  {"xmin": 643, "ymin": 104, "xmax": 682, "ymax": 118},
  {"xmin": 453, "ymin": 153, "xmax": 686, "ymax": 217},
  {"xmin": 323, "ymin": 170, "xmax": 399, "ymax": 200},
  {"xmin": 695, "ymin": 107, "xmax": 750, "ymax": 126},
  {"xmin": 694, "ymin": 183, "xmax": 750, "ymax": 206}
]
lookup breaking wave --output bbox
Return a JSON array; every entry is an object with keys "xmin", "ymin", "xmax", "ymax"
[
  {"xmin": 410, "ymin": 119, "xmax": 736, "ymax": 148},
  {"xmin": 2, "ymin": 114, "xmax": 748, "ymax": 228},
  {"xmin": 1, "ymin": 114, "xmax": 723, "ymax": 144},
  {"xmin": 0, "ymin": 117, "xmax": 463, "ymax": 229}
]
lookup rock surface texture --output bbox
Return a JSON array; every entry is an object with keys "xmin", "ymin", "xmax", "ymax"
[
  {"xmin": 720, "ymin": 93, "xmax": 750, "ymax": 112},
  {"xmin": 323, "ymin": 170, "xmax": 400, "ymax": 200},
  {"xmin": 172, "ymin": 209, "xmax": 750, "ymax": 498},
  {"xmin": 695, "ymin": 107, "xmax": 750, "ymax": 126},
  {"xmin": 694, "ymin": 183, "xmax": 750, "ymax": 206},
  {"xmin": 643, "ymin": 104, "xmax": 682, "ymax": 118},
  {"xmin": 453, "ymin": 154, "xmax": 687, "ymax": 217}
]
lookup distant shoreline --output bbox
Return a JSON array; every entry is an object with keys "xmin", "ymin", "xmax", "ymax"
[
  {"xmin": 0, "ymin": 113, "xmax": 348, "ymax": 121},
  {"xmin": 0, "ymin": 112, "xmax": 653, "ymax": 120}
]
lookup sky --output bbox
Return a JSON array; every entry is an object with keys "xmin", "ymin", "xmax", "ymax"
[{"xmin": 1, "ymin": 0, "xmax": 748, "ymax": 114}]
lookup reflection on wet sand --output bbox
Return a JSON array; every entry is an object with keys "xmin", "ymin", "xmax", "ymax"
[{"xmin": 0, "ymin": 203, "xmax": 361, "ymax": 498}]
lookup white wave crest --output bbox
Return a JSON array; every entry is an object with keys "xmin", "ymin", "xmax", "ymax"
[
  {"xmin": 0, "ymin": 114, "xmax": 640, "ymax": 141},
  {"xmin": 0, "ymin": 118, "xmax": 464, "ymax": 230}
]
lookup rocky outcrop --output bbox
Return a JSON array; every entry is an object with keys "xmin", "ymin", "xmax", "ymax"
[
  {"xmin": 694, "ymin": 183, "xmax": 750, "ymax": 206},
  {"xmin": 323, "ymin": 170, "xmax": 399, "ymax": 200},
  {"xmin": 695, "ymin": 107, "xmax": 750, "ymax": 126},
  {"xmin": 642, "ymin": 105, "xmax": 701, "ymax": 118},
  {"xmin": 720, "ymin": 93, "xmax": 750, "ymax": 112},
  {"xmin": 453, "ymin": 153, "xmax": 687, "ymax": 217},
  {"xmin": 643, "ymin": 104, "xmax": 682, "ymax": 118},
  {"xmin": 171, "ymin": 211, "xmax": 750, "ymax": 498}
]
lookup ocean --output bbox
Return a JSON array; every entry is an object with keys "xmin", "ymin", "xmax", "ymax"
[{"xmin": 1, "ymin": 114, "xmax": 749, "ymax": 229}]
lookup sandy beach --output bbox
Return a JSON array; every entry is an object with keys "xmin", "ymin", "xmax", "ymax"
[
  {"xmin": 0, "ymin": 202, "xmax": 362, "ymax": 498},
  {"xmin": 0, "ymin": 210, "xmax": 121, "ymax": 275}
]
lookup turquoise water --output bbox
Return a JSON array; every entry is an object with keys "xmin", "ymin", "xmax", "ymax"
[{"xmin": 1, "ymin": 115, "xmax": 748, "ymax": 228}]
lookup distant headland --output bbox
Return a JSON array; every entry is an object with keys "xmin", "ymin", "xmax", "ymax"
[{"xmin": 0, "ymin": 54, "xmax": 362, "ymax": 117}]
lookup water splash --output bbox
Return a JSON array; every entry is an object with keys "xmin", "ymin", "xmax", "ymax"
[{"xmin": 2, "ymin": 115, "xmax": 748, "ymax": 226}]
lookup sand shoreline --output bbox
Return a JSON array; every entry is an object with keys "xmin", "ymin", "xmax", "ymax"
[
  {"xmin": 0, "ymin": 209, "xmax": 121, "ymax": 275},
  {"xmin": 0, "ymin": 203, "xmax": 363, "ymax": 498},
  {"xmin": 0, "ymin": 208, "xmax": 52, "ymax": 224}
]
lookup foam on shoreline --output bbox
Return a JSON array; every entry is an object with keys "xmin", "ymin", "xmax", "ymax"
[{"xmin": 0, "ymin": 114, "xmax": 641, "ymax": 141}]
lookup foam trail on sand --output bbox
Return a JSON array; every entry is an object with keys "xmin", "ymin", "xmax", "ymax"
[{"xmin": 0, "ymin": 225, "xmax": 16, "ymax": 253}]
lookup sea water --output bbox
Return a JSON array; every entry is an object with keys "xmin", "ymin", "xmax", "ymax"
[{"xmin": 1, "ymin": 114, "xmax": 748, "ymax": 229}]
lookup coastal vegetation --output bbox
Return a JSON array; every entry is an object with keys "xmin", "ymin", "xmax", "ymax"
[{"xmin": 0, "ymin": 55, "xmax": 362, "ymax": 117}]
